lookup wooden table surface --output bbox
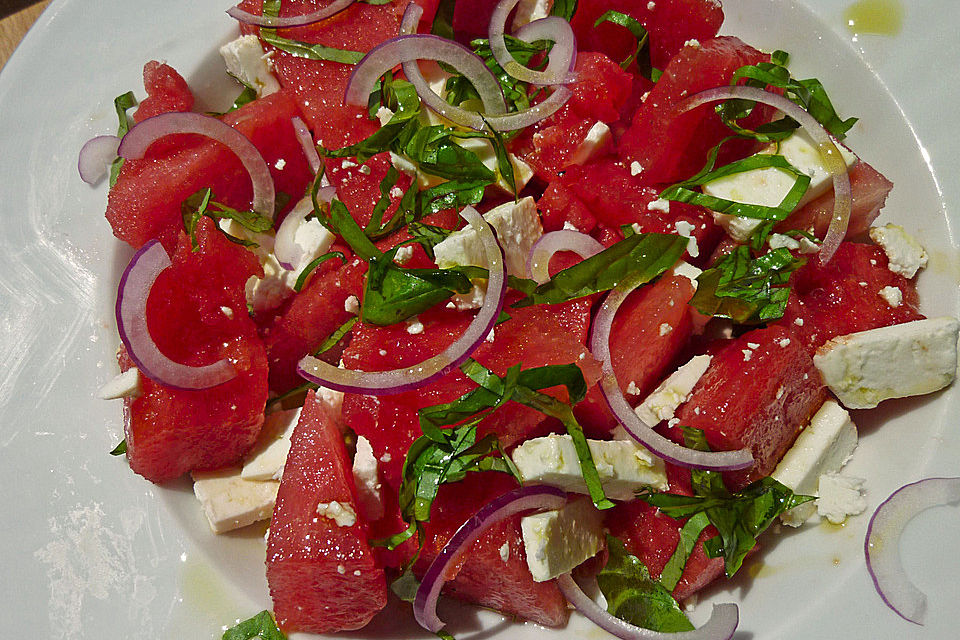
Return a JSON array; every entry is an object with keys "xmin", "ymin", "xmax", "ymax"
[{"xmin": 0, "ymin": 1, "xmax": 51, "ymax": 71}]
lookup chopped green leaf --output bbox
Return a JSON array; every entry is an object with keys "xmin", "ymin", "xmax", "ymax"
[
  {"xmin": 430, "ymin": 0, "xmax": 456, "ymax": 40},
  {"xmin": 690, "ymin": 245, "xmax": 805, "ymax": 323},
  {"xmin": 406, "ymin": 222, "xmax": 455, "ymax": 261},
  {"xmin": 181, "ymin": 187, "xmax": 274, "ymax": 251},
  {"xmin": 222, "ymin": 610, "xmax": 286, "ymax": 640},
  {"xmin": 597, "ymin": 535, "xmax": 694, "ymax": 633},
  {"xmin": 109, "ymin": 440, "xmax": 127, "ymax": 456},
  {"xmin": 550, "ymin": 0, "xmax": 579, "ymax": 21},
  {"xmin": 313, "ymin": 316, "xmax": 358, "ymax": 356},
  {"xmin": 658, "ymin": 512, "xmax": 711, "ymax": 591},
  {"xmin": 109, "ymin": 90, "xmax": 138, "ymax": 187},
  {"xmin": 266, "ymin": 380, "xmax": 319, "ymax": 411},
  {"xmin": 511, "ymin": 233, "xmax": 688, "ymax": 308},
  {"xmin": 294, "ymin": 251, "xmax": 346, "ymax": 292},
  {"xmin": 362, "ymin": 252, "xmax": 473, "ymax": 325},
  {"xmin": 593, "ymin": 10, "xmax": 649, "ymax": 70}
]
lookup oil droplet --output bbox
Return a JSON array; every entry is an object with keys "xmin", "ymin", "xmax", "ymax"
[{"xmin": 843, "ymin": 0, "xmax": 904, "ymax": 36}]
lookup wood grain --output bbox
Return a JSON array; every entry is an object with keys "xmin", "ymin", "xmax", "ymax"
[{"xmin": 0, "ymin": 1, "xmax": 51, "ymax": 71}]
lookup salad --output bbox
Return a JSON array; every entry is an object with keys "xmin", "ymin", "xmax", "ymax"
[{"xmin": 81, "ymin": 0, "xmax": 960, "ymax": 638}]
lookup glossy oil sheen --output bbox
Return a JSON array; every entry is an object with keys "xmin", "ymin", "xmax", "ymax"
[{"xmin": 843, "ymin": 0, "xmax": 905, "ymax": 36}]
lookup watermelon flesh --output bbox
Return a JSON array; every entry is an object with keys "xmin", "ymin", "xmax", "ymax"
[
  {"xmin": 266, "ymin": 390, "xmax": 388, "ymax": 633},
  {"xmin": 132, "ymin": 61, "xmax": 193, "ymax": 123}
]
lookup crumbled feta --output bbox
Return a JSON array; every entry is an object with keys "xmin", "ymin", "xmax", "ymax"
[
  {"xmin": 344, "ymin": 295, "xmax": 360, "ymax": 315},
  {"xmin": 521, "ymin": 498, "xmax": 605, "ymax": 582},
  {"xmin": 241, "ymin": 407, "xmax": 301, "ymax": 481},
  {"xmin": 406, "ymin": 316, "xmax": 425, "ymax": 335},
  {"xmin": 878, "ymin": 286, "xmax": 903, "ymax": 308},
  {"xmin": 630, "ymin": 161, "xmax": 644, "ymax": 176},
  {"xmin": 869, "ymin": 223, "xmax": 928, "ymax": 278},
  {"xmin": 193, "ymin": 467, "xmax": 279, "ymax": 533},
  {"xmin": 813, "ymin": 317, "xmax": 960, "ymax": 409},
  {"xmin": 97, "ymin": 367, "xmax": 141, "ymax": 400},
  {"xmin": 353, "ymin": 436, "xmax": 384, "ymax": 521},
  {"xmin": 816, "ymin": 473, "xmax": 867, "ymax": 524},
  {"xmin": 648, "ymin": 198, "xmax": 671, "ymax": 214},
  {"xmin": 393, "ymin": 245, "xmax": 414, "ymax": 264},
  {"xmin": 635, "ymin": 354, "xmax": 712, "ymax": 425},
  {"xmin": 671, "ymin": 260, "xmax": 702, "ymax": 290},
  {"xmin": 673, "ymin": 219, "xmax": 699, "ymax": 257},
  {"xmin": 316, "ymin": 500, "xmax": 357, "ymax": 527},
  {"xmin": 570, "ymin": 121, "xmax": 612, "ymax": 165},
  {"xmin": 768, "ymin": 233, "xmax": 800, "ymax": 251},
  {"xmin": 219, "ymin": 35, "xmax": 280, "ymax": 97}
]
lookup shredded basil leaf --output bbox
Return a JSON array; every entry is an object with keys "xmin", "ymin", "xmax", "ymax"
[
  {"xmin": 109, "ymin": 90, "xmax": 138, "ymax": 187},
  {"xmin": 222, "ymin": 610, "xmax": 287, "ymax": 640},
  {"xmin": 406, "ymin": 222, "xmax": 455, "ymax": 261},
  {"xmin": 593, "ymin": 10, "xmax": 649, "ymax": 70},
  {"xmin": 259, "ymin": 0, "xmax": 363, "ymax": 64},
  {"xmin": 597, "ymin": 535, "xmax": 694, "ymax": 632},
  {"xmin": 294, "ymin": 251, "xmax": 346, "ymax": 292},
  {"xmin": 430, "ymin": 0, "xmax": 457, "ymax": 40},
  {"xmin": 658, "ymin": 512, "xmax": 711, "ymax": 592},
  {"xmin": 313, "ymin": 315, "xmax": 358, "ymax": 357},
  {"xmin": 109, "ymin": 439, "xmax": 127, "ymax": 456},
  {"xmin": 511, "ymin": 232, "xmax": 688, "ymax": 308},
  {"xmin": 690, "ymin": 245, "xmax": 804, "ymax": 323},
  {"xmin": 550, "ymin": 0, "xmax": 578, "ymax": 21},
  {"xmin": 362, "ymin": 251, "xmax": 473, "ymax": 325},
  {"xmin": 181, "ymin": 187, "xmax": 275, "ymax": 250}
]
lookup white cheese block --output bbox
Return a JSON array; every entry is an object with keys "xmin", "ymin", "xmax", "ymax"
[
  {"xmin": 353, "ymin": 436, "xmax": 384, "ymax": 522},
  {"xmin": 816, "ymin": 472, "xmax": 867, "ymax": 524},
  {"xmin": 570, "ymin": 121, "xmax": 612, "ymax": 165},
  {"xmin": 511, "ymin": 434, "xmax": 668, "ymax": 501},
  {"xmin": 705, "ymin": 129, "xmax": 858, "ymax": 242},
  {"xmin": 634, "ymin": 354, "xmax": 712, "ymax": 423},
  {"xmin": 192, "ymin": 467, "xmax": 279, "ymax": 534},
  {"xmin": 670, "ymin": 260, "xmax": 702, "ymax": 290},
  {"xmin": 521, "ymin": 497, "xmax": 604, "ymax": 582},
  {"xmin": 868, "ymin": 223, "xmax": 929, "ymax": 278},
  {"xmin": 772, "ymin": 400, "xmax": 858, "ymax": 526},
  {"xmin": 813, "ymin": 317, "xmax": 960, "ymax": 409},
  {"xmin": 219, "ymin": 35, "xmax": 280, "ymax": 97},
  {"xmin": 241, "ymin": 407, "xmax": 301, "ymax": 481},
  {"xmin": 97, "ymin": 367, "xmax": 141, "ymax": 400}
]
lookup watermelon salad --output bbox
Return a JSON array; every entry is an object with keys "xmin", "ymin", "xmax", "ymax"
[{"xmin": 83, "ymin": 0, "xmax": 960, "ymax": 637}]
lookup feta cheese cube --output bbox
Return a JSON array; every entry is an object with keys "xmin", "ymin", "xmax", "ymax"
[
  {"xmin": 635, "ymin": 354, "xmax": 712, "ymax": 424},
  {"xmin": 97, "ymin": 367, "xmax": 141, "ymax": 400},
  {"xmin": 569, "ymin": 121, "xmax": 612, "ymax": 165},
  {"xmin": 192, "ymin": 467, "xmax": 279, "ymax": 533},
  {"xmin": 241, "ymin": 407, "xmax": 301, "ymax": 481},
  {"xmin": 816, "ymin": 473, "xmax": 866, "ymax": 524},
  {"xmin": 813, "ymin": 317, "xmax": 960, "ymax": 409},
  {"xmin": 353, "ymin": 436, "xmax": 384, "ymax": 521},
  {"xmin": 868, "ymin": 223, "xmax": 928, "ymax": 278},
  {"xmin": 705, "ymin": 129, "xmax": 858, "ymax": 242},
  {"xmin": 772, "ymin": 400, "xmax": 858, "ymax": 526},
  {"xmin": 670, "ymin": 260, "xmax": 702, "ymax": 290},
  {"xmin": 219, "ymin": 35, "xmax": 280, "ymax": 97},
  {"xmin": 511, "ymin": 434, "xmax": 668, "ymax": 501},
  {"xmin": 521, "ymin": 497, "xmax": 604, "ymax": 582}
]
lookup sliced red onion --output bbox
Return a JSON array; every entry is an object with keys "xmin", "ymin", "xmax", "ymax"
[
  {"xmin": 677, "ymin": 86, "xmax": 851, "ymax": 264},
  {"xmin": 414, "ymin": 485, "xmax": 567, "ymax": 632},
  {"xmin": 489, "ymin": 0, "xmax": 576, "ymax": 86},
  {"xmin": 227, "ymin": 0, "xmax": 354, "ymax": 27},
  {"xmin": 527, "ymin": 230, "xmax": 604, "ymax": 284},
  {"xmin": 557, "ymin": 573, "xmax": 739, "ymax": 640},
  {"xmin": 865, "ymin": 477, "xmax": 960, "ymax": 625},
  {"xmin": 274, "ymin": 187, "xmax": 336, "ymax": 270},
  {"xmin": 590, "ymin": 282, "xmax": 753, "ymax": 471},
  {"xmin": 117, "ymin": 112, "xmax": 276, "ymax": 220},
  {"xmin": 78, "ymin": 134, "xmax": 121, "ymax": 185},
  {"xmin": 116, "ymin": 240, "xmax": 236, "ymax": 390},
  {"xmin": 291, "ymin": 116, "xmax": 321, "ymax": 174},
  {"xmin": 297, "ymin": 206, "xmax": 506, "ymax": 394}
]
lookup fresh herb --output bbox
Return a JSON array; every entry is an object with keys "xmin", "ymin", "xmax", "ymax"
[
  {"xmin": 294, "ymin": 251, "xmax": 346, "ymax": 292},
  {"xmin": 550, "ymin": 0, "xmax": 579, "ymax": 21},
  {"xmin": 109, "ymin": 90, "xmax": 138, "ymax": 187},
  {"xmin": 720, "ymin": 49, "xmax": 858, "ymax": 141},
  {"xmin": 461, "ymin": 360, "xmax": 615, "ymax": 510},
  {"xmin": 511, "ymin": 232, "xmax": 688, "ymax": 308},
  {"xmin": 180, "ymin": 187, "xmax": 274, "ymax": 250},
  {"xmin": 406, "ymin": 222, "xmax": 455, "ymax": 261},
  {"xmin": 593, "ymin": 10, "xmax": 649, "ymax": 70},
  {"xmin": 485, "ymin": 119, "xmax": 517, "ymax": 198},
  {"xmin": 259, "ymin": 0, "xmax": 364, "ymax": 64},
  {"xmin": 658, "ymin": 512, "xmax": 711, "ymax": 591},
  {"xmin": 690, "ymin": 245, "xmax": 805, "ymax": 323},
  {"xmin": 445, "ymin": 36, "xmax": 551, "ymax": 116},
  {"xmin": 637, "ymin": 428, "xmax": 814, "ymax": 578},
  {"xmin": 227, "ymin": 83, "xmax": 258, "ymax": 113},
  {"xmin": 266, "ymin": 381, "xmax": 319, "ymax": 411},
  {"xmin": 222, "ymin": 610, "xmax": 287, "ymax": 640},
  {"xmin": 597, "ymin": 535, "xmax": 694, "ymax": 633},
  {"xmin": 362, "ymin": 250, "xmax": 473, "ymax": 325},
  {"xmin": 109, "ymin": 439, "xmax": 127, "ymax": 456},
  {"xmin": 430, "ymin": 0, "xmax": 457, "ymax": 40},
  {"xmin": 313, "ymin": 316, "xmax": 358, "ymax": 356}
]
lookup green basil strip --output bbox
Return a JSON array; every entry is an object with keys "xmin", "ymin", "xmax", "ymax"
[
  {"xmin": 294, "ymin": 251, "xmax": 346, "ymax": 292},
  {"xmin": 265, "ymin": 380, "xmax": 319, "ymax": 411},
  {"xmin": 222, "ymin": 610, "xmax": 287, "ymax": 640},
  {"xmin": 658, "ymin": 511, "xmax": 711, "ymax": 592},
  {"xmin": 550, "ymin": 0, "xmax": 578, "ymax": 21},
  {"xmin": 361, "ymin": 253, "xmax": 472, "ymax": 326},
  {"xmin": 109, "ymin": 90, "xmax": 138, "ymax": 187},
  {"xmin": 312, "ymin": 315, "xmax": 358, "ymax": 357},
  {"xmin": 593, "ymin": 10, "xmax": 649, "ymax": 70},
  {"xmin": 109, "ymin": 439, "xmax": 127, "ymax": 456},
  {"xmin": 597, "ymin": 535, "xmax": 694, "ymax": 633}
]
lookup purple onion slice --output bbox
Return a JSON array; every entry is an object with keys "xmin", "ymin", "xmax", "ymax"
[
  {"xmin": 677, "ymin": 86, "xmax": 852, "ymax": 264},
  {"xmin": 865, "ymin": 477, "xmax": 960, "ymax": 625},
  {"xmin": 116, "ymin": 240, "xmax": 236, "ymax": 390},
  {"xmin": 296, "ymin": 205, "xmax": 506, "ymax": 395},
  {"xmin": 489, "ymin": 0, "xmax": 577, "ymax": 86},
  {"xmin": 78, "ymin": 134, "xmax": 120, "ymax": 185},
  {"xmin": 557, "ymin": 573, "xmax": 739, "ymax": 640},
  {"xmin": 117, "ymin": 112, "xmax": 275, "ymax": 220},
  {"xmin": 527, "ymin": 229, "xmax": 604, "ymax": 284},
  {"xmin": 414, "ymin": 485, "xmax": 567, "ymax": 632},
  {"xmin": 291, "ymin": 116, "xmax": 321, "ymax": 174},
  {"xmin": 589, "ymin": 281, "xmax": 753, "ymax": 471},
  {"xmin": 227, "ymin": 0, "xmax": 354, "ymax": 28}
]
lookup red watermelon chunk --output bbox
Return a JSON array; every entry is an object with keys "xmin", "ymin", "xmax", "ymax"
[
  {"xmin": 264, "ymin": 256, "xmax": 367, "ymax": 393},
  {"xmin": 120, "ymin": 219, "xmax": 267, "ymax": 483},
  {"xmin": 672, "ymin": 325, "xmax": 827, "ymax": 490},
  {"xmin": 618, "ymin": 37, "xmax": 772, "ymax": 186},
  {"xmin": 106, "ymin": 90, "xmax": 314, "ymax": 250},
  {"xmin": 777, "ymin": 160, "xmax": 893, "ymax": 240},
  {"xmin": 266, "ymin": 390, "xmax": 387, "ymax": 633},
  {"xmin": 133, "ymin": 61, "xmax": 194, "ymax": 123},
  {"xmin": 778, "ymin": 241, "xmax": 924, "ymax": 353},
  {"xmin": 605, "ymin": 500, "xmax": 725, "ymax": 601},
  {"xmin": 570, "ymin": 0, "xmax": 724, "ymax": 70}
]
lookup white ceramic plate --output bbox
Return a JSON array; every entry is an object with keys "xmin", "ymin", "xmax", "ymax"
[{"xmin": 1, "ymin": 1, "xmax": 957, "ymax": 638}]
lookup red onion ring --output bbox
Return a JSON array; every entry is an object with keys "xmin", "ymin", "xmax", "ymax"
[
  {"xmin": 557, "ymin": 573, "xmax": 739, "ymax": 640},
  {"xmin": 296, "ymin": 205, "xmax": 506, "ymax": 394},
  {"xmin": 414, "ymin": 485, "xmax": 567, "ymax": 632},
  {"xmin": 116, "ymin": 240, "xmax": 236, "ymax": 390},
  {"xmin": 274, "ymin": 187, "xmax": 336, "ymax": 270},
  {"xmin": 527, "ymin": 230, "xmax": 604, "ymax": 284},
  {"xmin": 489, "ymin": 0, "xmax": 576, "ymax": 86},
  {"xmin": 117, "ymin": 112, "xmax": 276, "ymax": 220},
  {"xmin": 226, "ymin": 0, "xmax": 354, "ymax": 28},
  {"xmin": 589, "ymin": 281, "xmax": 754, "ymax": 471},
  {"xmin": 291, "ymin": 116, "xmax": 321, "ymax": 174},
  {"xmin": 865, "ymin": 477, "xmax": 960, "ymax": 625},
  {"xmin": 78, "ymin": 134, "xmax": 120, "ymax": 185},
  {"xmin": 676, "ymin": 86, "xmax": 851, "ymax": 264}
]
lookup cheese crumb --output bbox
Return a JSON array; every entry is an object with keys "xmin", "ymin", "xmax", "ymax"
[
  {"xmin": 630, "ymin": 161, "xmax": 644, "ymax": 176},
  {"xmin": 344, "ymin": 295, "xmax": 360, "ymax": 315},
  {"xmin": 658, "ymin": 323, "xmax": 672, "ymax": 336},
  {"xmin": 878, "ymin": 286, "xmax": 903, "ymax": 308},
  {"xmin": 406, "ymin": 316, "xmax": 425, "ymax": 335},
  {"xmin": 316, "ymin": 501, "xmax": 357, "ymax": 527}
]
